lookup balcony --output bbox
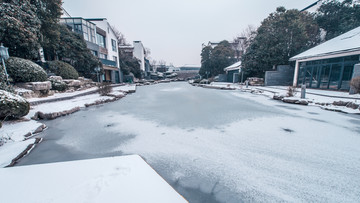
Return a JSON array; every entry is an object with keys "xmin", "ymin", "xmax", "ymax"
[{"xmin": 100, "ymin": 58, "xmax": 117, "ymax": 67}]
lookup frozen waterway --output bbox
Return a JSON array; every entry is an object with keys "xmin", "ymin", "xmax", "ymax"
[{"xmin": 18, "ymin": 82, "xmax": 360, "ymax": 202}]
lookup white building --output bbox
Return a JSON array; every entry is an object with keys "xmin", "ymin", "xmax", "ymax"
[
  {"xmin": 86, "ymin": 18, "xmax": 121, "ymax": 83},
  {"xmin": 290, "ymin": 26, "xmax": 360, "ymax": 90},
  {"xmin": 132, "ymin": 41, "xmax": 146, "ymax": 74}
]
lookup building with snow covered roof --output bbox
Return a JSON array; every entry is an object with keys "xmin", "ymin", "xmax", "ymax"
[
  {"xmin": 224, "ymin": 61, "xmax": 242, "ymax": 83},
  {"xmin": 178, "ymin": 64, "xmax": 201, "ymax": 71},
  {"xmin": 290, "ymin": 26, "xmax": 360, "ymax": 91},
  {"xmin": 86, "ymin": 18, "xmax": 121, "ymax": 83}
]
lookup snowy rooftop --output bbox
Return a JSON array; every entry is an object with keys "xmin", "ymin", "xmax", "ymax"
[
  {"xmin": 224, "ymin": 61, "xmax": 241, "ymax": 71},
  {"xmin": 0, "ymin": 155, "xmax": 187, "ymax": 203},
  {"xmin": 179, "ymin": 64, "xmax": 201, "ymax": 68},
  {"xmin": 290, "ymin": 26, "xmax": 360, "ymax": 61}
]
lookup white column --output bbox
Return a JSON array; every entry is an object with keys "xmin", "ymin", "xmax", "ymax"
[{"xmin": 293, "ymin": 60, "xmax": 300, "ymax": 87}]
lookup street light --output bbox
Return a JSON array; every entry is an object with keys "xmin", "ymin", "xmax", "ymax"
[
  {"xmin": 94, "ymin": 66, "xmax": 101, "ymax": 83},
  {"xmin": 0, "ymin": 43, "xmax": 9, "ymax": 84}
]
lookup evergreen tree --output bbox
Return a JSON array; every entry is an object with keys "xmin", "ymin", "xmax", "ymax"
[
  {"xmin": 242, "ymin": 7, "xmax": 320, "ymax": 78},
  {"xmin": 56, "ymin": 25, "xmax": 100, "ymax": 79},
  {"xmin": 0, "ymin": 0, "xmax": 41, "ymax": 59},
  {"xmin": 316, "ymin": 0, "xmax": 360, "ymax": 40},
  {"xmin": 199, "ymin": 41, "xmax": 236, "ymax": 78},
  {"xmin": 30, "ymin": 0, "xmax": 63, "ymax": 60},
  {"xmin": 199, "ymin": 45, "xmax": 212, "ymax": 77}
]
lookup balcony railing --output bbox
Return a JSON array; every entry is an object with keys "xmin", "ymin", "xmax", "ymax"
[{"xmin": 100, "ymin": 58, "xmax": 117, "ymax": 67}]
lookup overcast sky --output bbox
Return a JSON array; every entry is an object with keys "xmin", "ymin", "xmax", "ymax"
[{"xmin": 62, "ymin": 0, "xmax": 317, "ymax": 67}]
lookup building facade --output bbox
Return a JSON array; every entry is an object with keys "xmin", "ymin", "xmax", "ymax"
[
  {"xmin": 290, "ymin": 26, "xmax": 360, "ymax": 91},
  {"xmin": 60, "ymin": 17, "xmax": 121, "ymax": 83},
  {"xmin": 132, "ymin": 41, "xmax": 146, "ymax": 75}
]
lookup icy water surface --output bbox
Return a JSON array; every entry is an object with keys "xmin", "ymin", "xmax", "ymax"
[{"xmin": 18, "ymin": 82, "xmax": 360, "ymax": 202}]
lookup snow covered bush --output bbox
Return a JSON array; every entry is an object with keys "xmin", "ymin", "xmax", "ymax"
[
  {"xmin": 350, "ymin": 76, "xmax": 360, "ymax": 93},
  {"xmin": 0, "ymin": 90, "xmax": 30, "ymax": 119},
  {"xmin": 49, "ymin": 78, "xmax": 67, "ymax": 92},
  {"xmin": 6, "ymin": 57, "xmax": 47, "ymax": 82},
  {"xmin": 47, "ymin": 61, "xmax": 79, "ymax": 79},
  {"xmin": 0, "ymin": 64, "xmax": 14, "ymax": 92}
]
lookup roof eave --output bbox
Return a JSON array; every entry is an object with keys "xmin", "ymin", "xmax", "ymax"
[{"xmin": 290, "ymin": 48, "xmax": 360, "ymax": 62}]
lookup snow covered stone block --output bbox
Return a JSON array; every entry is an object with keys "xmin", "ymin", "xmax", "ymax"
[
  {"xmin": 0, "ymin": 90, "xmax": 30, "ymax": 119},
  {"xmin": 0, "ymin": 155, "xmax": 187, "ymax": 203},
  {"xmin": 49, "ymin": 76, "xmax": 63, "ymax": 81},
  {"xmin": 63, "ymin": 79, "xmax": 81, "ymax": 87},
  {"xmin": 283, "ymin": 98, "xmax": 308, "ymax": 105},
  {"xmin": 29, "ymin": 81, "xmax": 51, "ymax": 91}
]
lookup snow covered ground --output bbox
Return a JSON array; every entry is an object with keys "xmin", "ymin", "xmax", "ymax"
[
  {"xmin": 0, "ymin": 155, "xmax": 187, "ymax": 203},
  {"xmin": 0, "ymin": 120, "xmax": 45, "ymax": 167},
  {"xmin": 0, "ymin": 139, "xmax": 36, "ymax": 167},
  {"xmin": 206, "ymin": 82, "xmax": 360, "ymax": 114},
  {"xmin": 0, "ymin": 84, "xmax": 136, "ymax": 168},
  {"xmin": 23, "ymin": 82, "xmax": 358, "ymax": 202},
  {"xmin": 27, "ymin": 86, "xmax": 99, "ymax": 103}
]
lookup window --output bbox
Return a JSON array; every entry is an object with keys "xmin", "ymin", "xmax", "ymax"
[
  {"xmin": 97, "ymin": 33, "xmax": 106, "ymax": 48},
  {"xmin": 99, "ymin": 53, "xmax": 107, "ymax": 59},
  {"xmin": 111, "ymin": 39, "xmax": 117, "ymax": 52},
  {"xmin": 74, "ymin": 24, "xmax": 82, "ymax": 33},
  {"xmin": 91, "ymin": 50, "xmax": 98, "ymax": 57},
  {"xmin": 113, "ymin": 56, "xmax": 118, "ymax": 65}
]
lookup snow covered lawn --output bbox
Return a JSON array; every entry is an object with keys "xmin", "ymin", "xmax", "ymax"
[
  {"xmin": 0, "ymin": 139, "xmax": 36, "ymax": 167},
  {"xmin": 27, "ymin": 86, "xmax": 99, "ymax": 103},
  {"xmin": 0, "ymin": 120, "xmax": 45, "ymax": 142},
  {"xmin": 27, "ymin": 94, "xmax": 113, "ymax": 119},
  {"xmin": 0, "ymin": 155, "xmax": 187, "ymax": 203},
  {"xmin": 0, "ymin": 84, "xmax": 137, "ymax": 168},
  {"xmin": 206, "ymin": 82, "xmax": 360, "ymax": 114},
  {"xmin": 0, "ymin": 120, "xmax": 45, "ymax": 167},
  {"xmin": 112, "ymin": 84, "xmax": 137, "ymax": 93}
]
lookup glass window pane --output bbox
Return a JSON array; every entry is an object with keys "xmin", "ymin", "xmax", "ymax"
[
  {"xmin": 320, "ymin": 65, "xmax": 330, "ymax": 89},
  {"xmin": 74, "ymin": 19, "xmax": 81, "ymax": 24},
  {"xmin": 305, "ymin": 67, "xmax": 312, "ymax": 87},
  {"xmin": 298, "ymin": 66, "xmax": 306, "ymax": 85},
  {"xmin": 341, "ymin": 64, "xmax": 354, "ymax": 90},
  {"xmin": 329, "ymin": 64, "xmax": 341, "ymax": 89}
]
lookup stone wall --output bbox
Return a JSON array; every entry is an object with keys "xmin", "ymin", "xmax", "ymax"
[{"xmin": 265, "ymin": 65, "xmax": 294, "ymax": 86}]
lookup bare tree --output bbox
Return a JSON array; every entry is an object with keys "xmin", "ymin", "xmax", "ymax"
[
  {"xmin": 158, "ymin": 60, "xmax": 166, "ymax": 66},
  {"xmin": 112, "ymin": 26, "xmax": 129, "ymax": 46},
  {"xmin": 234, "ymin": 25, "xmax": 257, "ymax": 57},
  {"xmin": 145, "ymin": 47, "xmax": 151, "ymax": 58}
]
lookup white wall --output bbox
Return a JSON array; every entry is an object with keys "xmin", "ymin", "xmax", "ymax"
[
  {"xmin": 90, "ymin": 19, "xmax": 119, "ymax": 69},
  {"xmin": 133, "ymin": 41, "xmax": 145, "ymax": 71}
]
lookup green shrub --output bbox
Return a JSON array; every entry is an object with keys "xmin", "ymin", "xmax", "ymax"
[
  {"xmin": 47, "ymin": 60, "xmax": 79, "ymax": 79},
  {"xmin": 350, "ymin": 76, "xmax": 360, "ymax": 93},
  {"xmin": 0, "ymin": 90, "xmax": 30, "ymax": 119},
  {"xmin": 6, "ymin": 57, "xmax": 47, "ymax": 82},
  {"xmin": 49, "ymin": 78, "xmax": 67, "ymax": 92}
]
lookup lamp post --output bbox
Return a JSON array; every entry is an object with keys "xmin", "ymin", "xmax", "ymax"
[
  {"xmin": 94, "ymin": 66, "xmax": 101, "ymax": 83},
  {"xmin": 0, "ymin": 43, "xmax": 9, "ymax": 84}
]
